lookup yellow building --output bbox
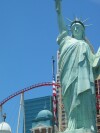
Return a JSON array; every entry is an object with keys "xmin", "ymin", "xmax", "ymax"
[{"xmin": 56, "ymin": 51, "xmax": 67, "ymax": 132}]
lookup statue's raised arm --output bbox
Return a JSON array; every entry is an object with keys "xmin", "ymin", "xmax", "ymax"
[
  {"xmin": 55, "ymin": 0, "xmax": 61, "ymax": 14},
  {"xmin": 55, "ymin": 0, "xmax": 68, "ymax": 34}
]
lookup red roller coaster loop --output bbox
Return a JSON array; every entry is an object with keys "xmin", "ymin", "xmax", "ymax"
[{"xmin": 0, "ymin": 82, "xmax": 60, "ymax": 106}]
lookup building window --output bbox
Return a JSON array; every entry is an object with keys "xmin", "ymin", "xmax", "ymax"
[
  {"xmin": 42, "ymin": 129, "xmax": 46, "ymax": 133},
  {"xmin": 35, "ymin": 129, "xmax": 39, "ymax": 133}
]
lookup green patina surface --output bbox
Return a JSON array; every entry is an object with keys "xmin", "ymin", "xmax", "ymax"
[{"xmin": 32, "ymin": 110, "xmax": 53, "ymax": 128}]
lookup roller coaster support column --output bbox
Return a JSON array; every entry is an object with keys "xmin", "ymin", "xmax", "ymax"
[
  {"xmin": 16, "ymin": 93, "xmax": 25, "ymax": 133},
  {"xmin": 0, "ymin": 106, "xmax": 3, "ymax": 122}
]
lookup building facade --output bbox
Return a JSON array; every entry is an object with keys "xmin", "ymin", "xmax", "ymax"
[
  {"xmin": 30, "ymin": 110, "xmax": 53, "ymax": 133},
  {"xmin": 95, "ymin": 75, "xmax": 100, "ymax": 133},
  {"xmin": 56, "ymin": 51, "xmax": 67, "ymax": 132},
  {"xmin": 24, "ymin": 96, "xmax": 53, "ymax": 133}
]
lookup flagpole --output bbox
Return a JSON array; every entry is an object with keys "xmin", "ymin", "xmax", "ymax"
[{"xmin": 52, "ymin": 56, "xmax": 55, "ymax": 80}]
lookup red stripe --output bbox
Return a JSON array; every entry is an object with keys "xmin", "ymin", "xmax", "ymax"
[
  {"xmin": 53, "ymin": 88, "xmax": 56, "ymax": 91},
  {"xmin": 52, "ymin": 80, "xmax": 57, "ymax": 124}
]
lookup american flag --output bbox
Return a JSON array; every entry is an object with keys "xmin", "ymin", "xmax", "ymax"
[
  {"xmin": 52, "ymin": 56, "xmax": 57, "ymax": 125},
  {"xmin": 53, "ymin": 79, "xmax": 57, "ymax": 124}
]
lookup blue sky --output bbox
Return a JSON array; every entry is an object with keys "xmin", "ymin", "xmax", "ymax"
[{"xmin": 0, "ymin": 0, "xmax": 100, "ymax": 132}]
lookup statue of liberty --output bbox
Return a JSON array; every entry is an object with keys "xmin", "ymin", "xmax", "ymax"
[{"xmin": 54, "ymin": 0, "xmax": 100, "ymax": 133}]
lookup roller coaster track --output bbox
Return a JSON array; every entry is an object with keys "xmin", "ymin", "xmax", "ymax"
[
  {"xmin": 1, "ymin": 81, "xmax": 100, "ymax": 109},
  {"xmin": 0, "ymin": 82, "xmax": 60, "ymax": 106}
]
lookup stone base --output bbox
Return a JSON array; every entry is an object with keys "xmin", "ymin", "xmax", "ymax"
[{"xmin": 58, "ymin": 128, "xmax": 94, "ymax": 133}]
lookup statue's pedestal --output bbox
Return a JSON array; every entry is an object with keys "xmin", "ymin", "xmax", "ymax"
[{"xmin": 58, "ymin": 128, "xmax": 94, "ymax": 133}]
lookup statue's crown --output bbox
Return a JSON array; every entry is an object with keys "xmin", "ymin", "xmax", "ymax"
[
  {"xmin": 67, "ymin": 17, "xmax": 91, "ymax": 29},
  {"xmin": 71, "ymin": 17, "xmax": 85, "ymax": 28}
]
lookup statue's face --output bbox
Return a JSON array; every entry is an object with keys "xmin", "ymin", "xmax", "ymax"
[{"xmin": 71, "ymin": 23, "xmax": 84, "ymax": 40}]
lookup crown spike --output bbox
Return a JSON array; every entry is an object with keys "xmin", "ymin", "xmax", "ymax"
[
  {"xmin": 84, "ymin": 24, "xmax": 92, "ymax": 27},
  {"xmin": 82, "ymin": 18, "xmax": 89, "ymax": 23},
  {"xmin": 74, "ymin": 17, "xmax": 79, "ymax": 21},
  {"xmin": 66, "ymin": 18, "xmax": 73, "ymax": 22}
]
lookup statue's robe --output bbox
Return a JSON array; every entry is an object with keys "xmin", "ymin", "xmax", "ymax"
[{"xmin": 57, "ymin": 31, "xmax": 99, "ymax": 133}]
